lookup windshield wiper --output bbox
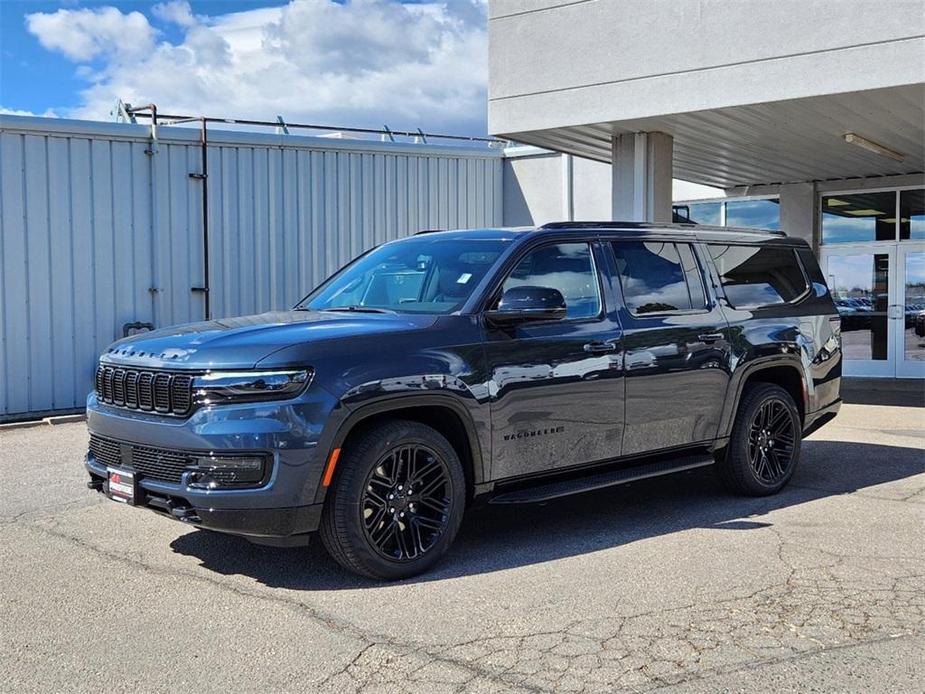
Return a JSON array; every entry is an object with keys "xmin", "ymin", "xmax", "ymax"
[{"xmin": 322, "ymin": 305, "xmax": 397, "ymax": 314}]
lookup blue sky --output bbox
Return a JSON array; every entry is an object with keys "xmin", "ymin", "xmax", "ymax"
[{"xmin": 0, "ymin": 0, "xmax": 489, "ymax": 135}]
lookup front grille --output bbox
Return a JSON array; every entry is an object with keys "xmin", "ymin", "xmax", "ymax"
[
  {"xmin": 132, "ymin": 443, "xmax": 196, "ymax": 483},
  {"xmin": 89, "ymin": 434, "xmax": 197, "ymax": 484},
  {"xmin": 138, "ymin": 372, "xmax": 154, "ymax": 410},
  {"xmin": 88, "ymin": 435, "xmax": 121, "ymax": 468},
  {"xmin": 95, "ymin": 365, "xmax": 196, "ymax": 416}
]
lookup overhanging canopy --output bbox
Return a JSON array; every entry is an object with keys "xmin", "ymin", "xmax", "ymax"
[{"xmin": 497, "ymin": 85, "xmax": 925, "ymax": 189}]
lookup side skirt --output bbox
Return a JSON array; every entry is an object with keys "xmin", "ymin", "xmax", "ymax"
[{"xmin": 488, "ymin": 453, "xmax": 714, "ymax": 505}]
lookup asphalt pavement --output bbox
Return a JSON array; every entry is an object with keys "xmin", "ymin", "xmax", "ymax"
[{"xmin": 1, "ymin": 391, "xmax": 923, "ymax": 692}]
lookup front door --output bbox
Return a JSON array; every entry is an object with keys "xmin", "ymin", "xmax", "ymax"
[
  {"xmin": 483, "ymin": 241, "xmax": 625, "ymax": 481},
  {"xmin": 821, "ymin": 243, "xmax": 925, "ymax": 378},
  {"xmin": 821, "ymin": 245, "xmax": 895, "ymax": 377}
]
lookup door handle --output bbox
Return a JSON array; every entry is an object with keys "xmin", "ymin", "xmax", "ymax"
[
  {"xmin": 698, "ymin": 333, "xmax": 725, "ymax": 343},
  {"xmin": 583, "ymin": 341, "xmax": 617, "ymax": 353}
]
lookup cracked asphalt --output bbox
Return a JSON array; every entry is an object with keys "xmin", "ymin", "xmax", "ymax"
[{"xmin": 2, "ymin": 391, "xmax": 923, "ymax": 693}]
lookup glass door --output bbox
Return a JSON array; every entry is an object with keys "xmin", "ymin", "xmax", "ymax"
[
  {"xmin": 822, "ymin": 246, "xmax": 895, "ymax": 377},
  {"xmin": 896, "ymin": 244, "xmax": 925, "ymax": 378}
]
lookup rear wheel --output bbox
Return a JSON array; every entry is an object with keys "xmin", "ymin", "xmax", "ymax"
[
  {"xmin": 319, "ymin": 420, "xmax": 466, "ymax": 580},
  {"xmin": 716, "ymin": 383, "xmax": 801, "ymax": 496}
]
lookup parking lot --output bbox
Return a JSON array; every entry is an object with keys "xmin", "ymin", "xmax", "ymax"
[{"xmin": 2, "ymin": 385, "xmax": 923, "ymax": 693}]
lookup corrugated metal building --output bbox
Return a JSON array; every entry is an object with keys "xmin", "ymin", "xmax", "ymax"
[{"xmin": 0, "ymin": 115, "xmax": 503, "ymax": 421}]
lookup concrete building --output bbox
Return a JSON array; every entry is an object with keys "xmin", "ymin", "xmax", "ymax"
[{"xmin": 488, "ymin": 0, "xmax": 925, "ymax": 379}]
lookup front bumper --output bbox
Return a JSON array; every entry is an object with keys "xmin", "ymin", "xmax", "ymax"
[
  {"xmin": 85, "ymin": 460, "xmax": 323, "ymax": 540},
  {"xmin": 84, "ymin": 387, "xmax": 339, "ymax": 540}
]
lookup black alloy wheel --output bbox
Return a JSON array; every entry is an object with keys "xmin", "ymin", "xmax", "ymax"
[
  {"xmin": 747, "ymin": 397, "xmax": 797, "ymax": 484},
  {"xmin": 320, "ymin": 420, "xmax": 466, "ymax": 580},
  {"xmin": 716, "ymin": 383, "xmax": 802, "ymax": 496},
  {"xmin": 361, "ymin": 444, "xmax": 452, "ymax": 561}
]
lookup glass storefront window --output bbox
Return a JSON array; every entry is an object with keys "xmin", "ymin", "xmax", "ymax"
[
  {"xmin": 725, "ymin": 199, "xmax": 780, "ymax": 230},
  {"xmin": 900, "ymin": 189, "xmax": 925, "ymax": 241},
  {"xmin": 672, "ymin": 199, "xmax": 779, "ymax": 229},
  {"xmin": 822, "ymin": 192, "xmax": 896, "ymax": 243},
  {"xmin": 672, "ymin": 202, "xmax": 722, "ymax": 225}
]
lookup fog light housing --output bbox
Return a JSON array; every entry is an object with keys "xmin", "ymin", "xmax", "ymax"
[{"xmin": 187, "ymin": 455, "xmax": 268, "ymax": 489}]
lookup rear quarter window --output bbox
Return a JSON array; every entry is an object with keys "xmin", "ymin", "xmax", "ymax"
[{"xmin": 708, "ymin": 245, "xmax": 808, "ymax": 309}]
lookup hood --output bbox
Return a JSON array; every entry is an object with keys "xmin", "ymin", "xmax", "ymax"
[{"xmin": 101, "ymin": 310, "xmax": 438, "ymax": 370}]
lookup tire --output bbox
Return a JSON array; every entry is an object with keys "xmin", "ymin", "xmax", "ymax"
[
  {"xmin": 716, "ymin": 383, "xmax": 802, "ymax": 496},
  {"xmin": 319, "ymin": 419, "xmax": 466, "ymax": 580}
]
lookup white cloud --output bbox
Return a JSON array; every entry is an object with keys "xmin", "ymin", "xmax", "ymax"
[
  {"xmin": 25, "ymin": 6, "xmax": 157, "ymax": 62},
  {"xmin": 24, "ymin": 0, "xmax": 489, "ymax": 136},
  {"xmin": 0, "ymin": 106, "xmax": 59, "ymax": 118},
  {"xmin": 151, "ymin": 0, "xmax": 196, "ymax": 28}
]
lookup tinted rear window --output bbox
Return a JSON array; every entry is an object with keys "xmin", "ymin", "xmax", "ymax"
[
  {"xmin": 708, "ymin": 245, "xmax": 807, "ymax": 308},
  {"xmin": 612, "ymin": 241, "xmax": 707, "ymax": 314}
]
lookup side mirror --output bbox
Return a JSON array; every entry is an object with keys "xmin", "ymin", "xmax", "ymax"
[{"xmin": 485, "ymin": 285, "xmax": 567, "ymax": 325}]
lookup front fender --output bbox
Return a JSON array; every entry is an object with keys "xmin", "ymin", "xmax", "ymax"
[{"xmin": 310, "ymin": 391, "xmax": 489, "ymax": 505}]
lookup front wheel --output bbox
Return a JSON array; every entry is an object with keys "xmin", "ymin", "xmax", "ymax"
[
  {"xmin": 319, "ymin": 420, "xmax": 466, "ymax": 580},
  {"xmin": 716, "ymin": 383, "xmax": 802, "ymax": 496}
]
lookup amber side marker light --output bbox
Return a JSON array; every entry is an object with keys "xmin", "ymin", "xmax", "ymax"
[{"xmin": 322, "ymin": 448, "xmax": 342, "ymax": 487}]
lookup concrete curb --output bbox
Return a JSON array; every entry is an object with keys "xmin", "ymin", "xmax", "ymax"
[
  {"xmin": 0, "ymin": 414, "xmax": 86, "ymax": 430},
  {"xmin": 43, "ymin": 414, "xmax": 87, "ymax": 425}
]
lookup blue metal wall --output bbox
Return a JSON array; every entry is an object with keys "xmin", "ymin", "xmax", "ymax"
[{"xmin": 0, "ymin": 116, "xmax": 503, "ymax": 419}]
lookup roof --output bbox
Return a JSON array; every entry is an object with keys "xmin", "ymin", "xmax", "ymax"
[{"xmin": 0, "ymin": 114, "xmax": 504, "ymax": 160}]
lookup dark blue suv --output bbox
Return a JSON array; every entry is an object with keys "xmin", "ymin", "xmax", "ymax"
[{"xmin": 85, "ymin": 223, "xmax": 842, "ymax": 579}]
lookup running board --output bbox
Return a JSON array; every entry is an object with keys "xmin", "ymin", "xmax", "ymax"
[{"xmin": 488, "ymin": 454, "xmax": 715, "ymax": 505}]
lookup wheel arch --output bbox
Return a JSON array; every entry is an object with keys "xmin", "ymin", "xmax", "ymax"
[
  {"xmin": 719, "ymin": 358, "xmax": 807, "ymax": 439},
  {"xmin": 313, "ymin": 394, "xmax": 485, "ymax": 505}
]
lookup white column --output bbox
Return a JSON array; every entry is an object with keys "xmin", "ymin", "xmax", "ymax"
[
  {"xmin": 561, "ymin": 153, "xmax": 574, "ymax": 221},
  {"xmin": 779, "ymin": 182, "xmax": 818, "ymax": 252},
  {"xmin": 611, "ymin": 132, "xmax": 673, "ymax": 223}
]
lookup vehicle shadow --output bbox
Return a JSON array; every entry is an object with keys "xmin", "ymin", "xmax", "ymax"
[{"xmin": 169, "ymin": 439, "xmax": 925, "ymax": 590}]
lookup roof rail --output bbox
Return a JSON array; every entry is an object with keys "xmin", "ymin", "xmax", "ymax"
[
  {"xmin": 539, "ymin": 221, "xmax": 786, "ymax": 236},
  {"xmin": 541, "ymin": 221, "xmax": 655, "ymax": 230},
  {"xmin": 414, "ymin": 228, "xmax": 445, "ymax": 235}
]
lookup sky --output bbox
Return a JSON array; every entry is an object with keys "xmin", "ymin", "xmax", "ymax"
[{"xmin": 0, "ymin": 0, "xmax": 489, "ymax": 136}]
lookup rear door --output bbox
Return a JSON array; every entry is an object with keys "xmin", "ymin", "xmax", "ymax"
[
  {"xmin": 608, "ymin": 237, "xmax": 732, "ymax": 455},
  {"xmin": 482, "ymin": 239, "xmax": 625, "ymax": 480}
]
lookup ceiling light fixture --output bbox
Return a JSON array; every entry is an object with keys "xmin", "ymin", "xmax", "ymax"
[
  {"xmin": 843, "ymin": 132, "xmax": 905, "ymax": 162},
  {"xmin": 844, "ymin": 208, "xmax": 886, "ymax": 216}
]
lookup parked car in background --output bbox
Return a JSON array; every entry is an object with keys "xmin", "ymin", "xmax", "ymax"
[
  {"xmin": 84, "ymin": 223, "xmax": 842, "ymax": 579},
  {"xmin": 914, "ymin": 308, "xmax": 925, "ymax": 337}
]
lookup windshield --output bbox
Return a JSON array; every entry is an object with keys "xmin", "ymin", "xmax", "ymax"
[{"xmin": 299, "ymin": 236, "xmax": 511, "ymax": 314}]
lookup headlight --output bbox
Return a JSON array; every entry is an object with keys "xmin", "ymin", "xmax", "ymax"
[{"xmin": 193, "ymin": 369, "xmax": 312, "ymax": 405}]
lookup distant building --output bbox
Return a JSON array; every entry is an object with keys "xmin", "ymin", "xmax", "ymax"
[{"xmin": 489, "ymin": 0, "xmax": 924, "ymax": 379}]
